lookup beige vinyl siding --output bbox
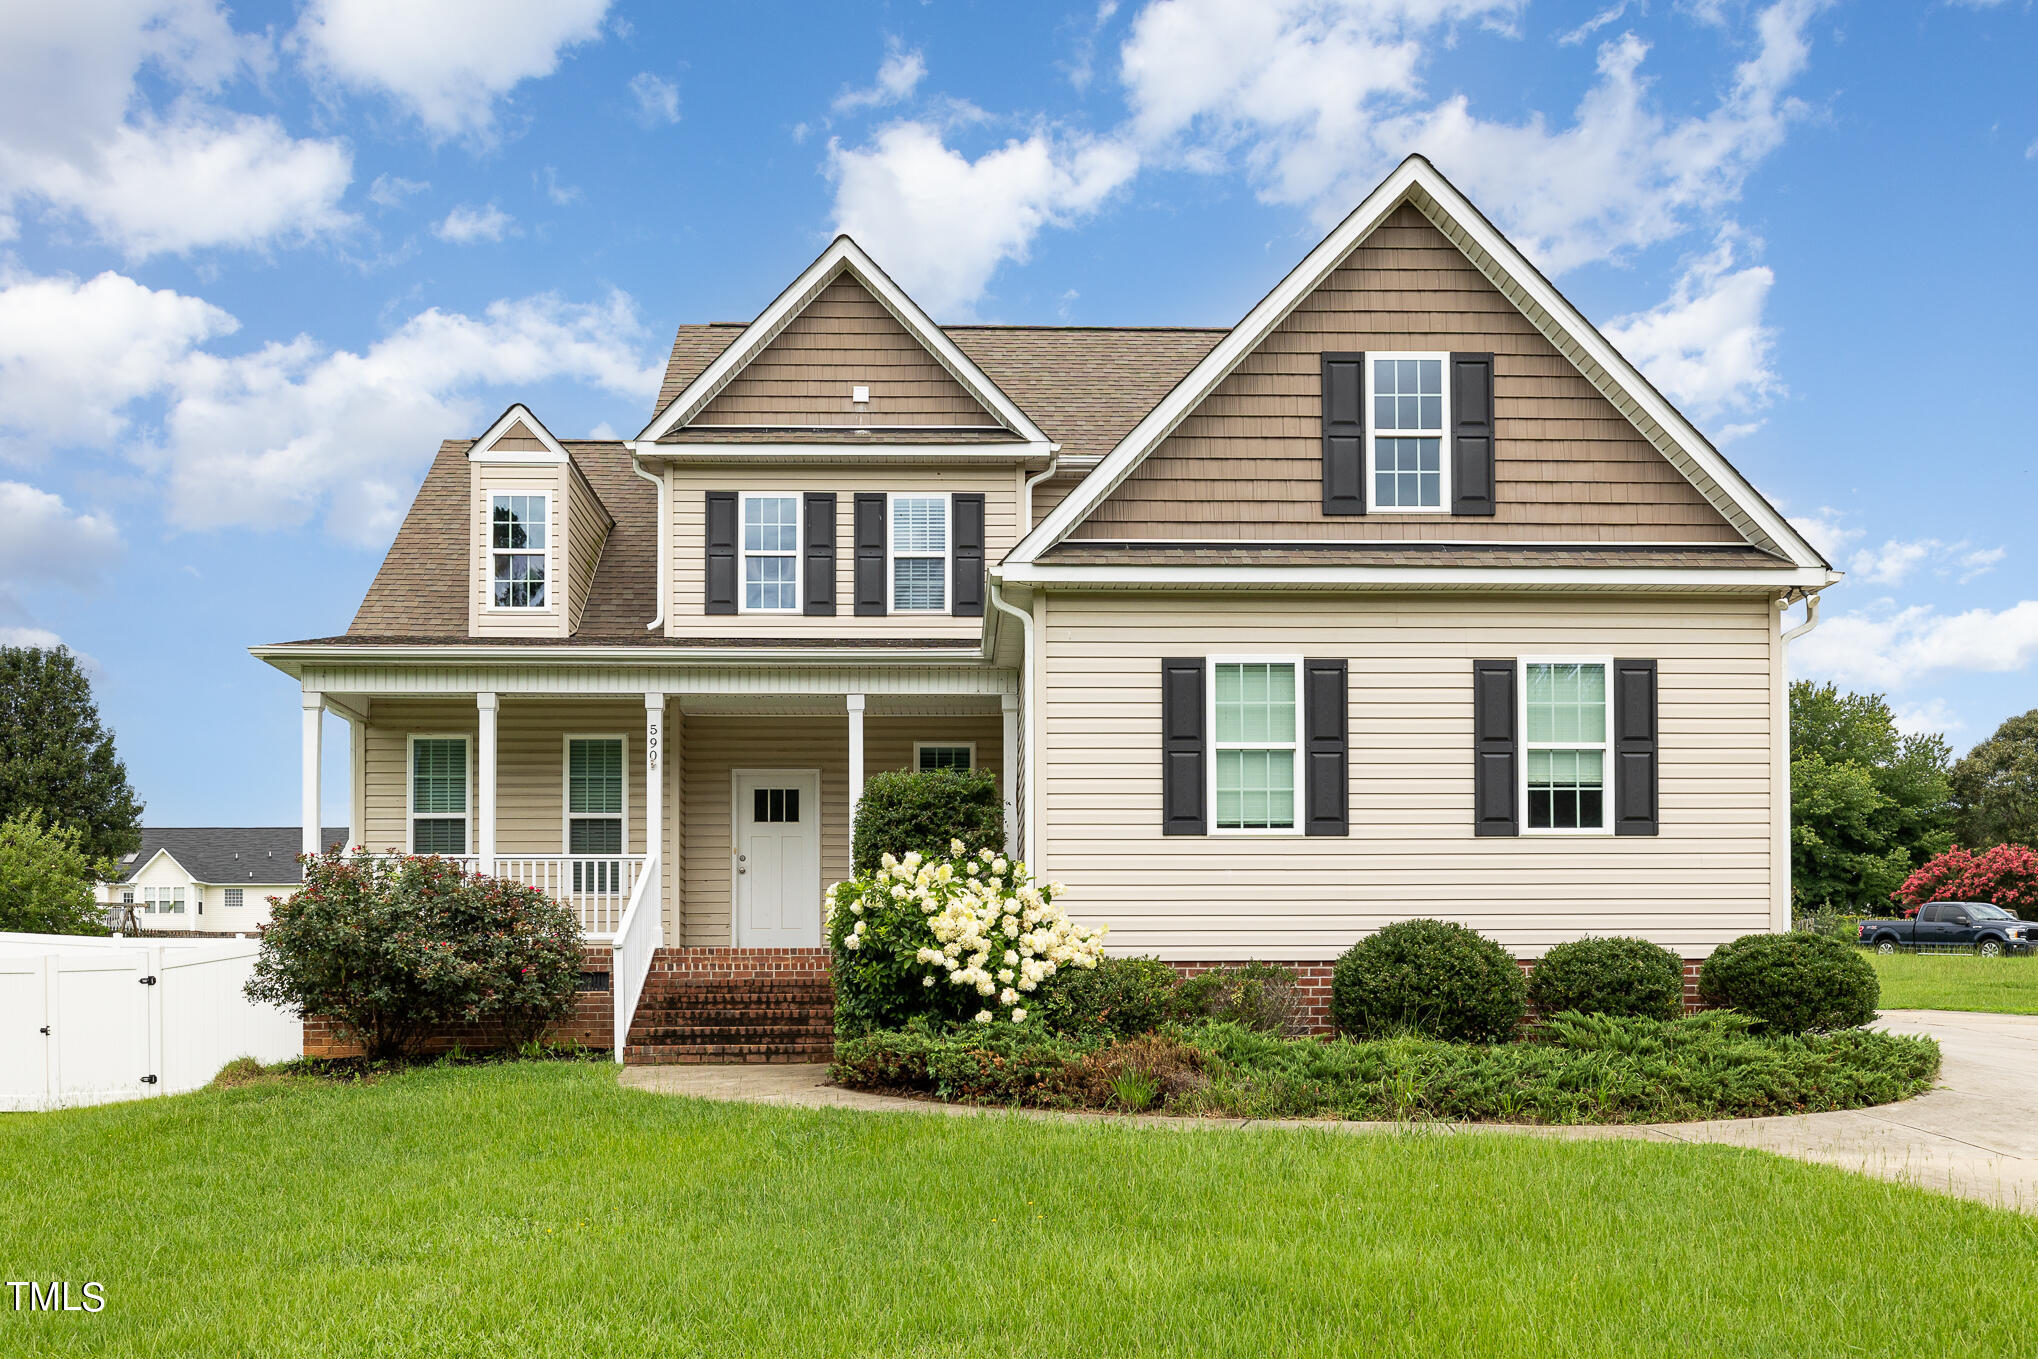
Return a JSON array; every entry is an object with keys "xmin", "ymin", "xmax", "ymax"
[
  {"xmin": 694, "ymin": 275, "xmax": 1001, "ymax": 429},
  {"xmin": 1039, "ymin": 592, "xmax": 1779, "ymax": 959},
  {"xmin": 564, "ymin": 464, "xmax": 610, "ymax": 634},
  {"xmin": 664, "ymin": 466, "xmax": 1018, "ymax": 638},
  {"xmin": 1076, "ymin": 205, "xmax": 1742, "ymax": 543},
  {"xmin": 363, "ymin": 699, "xmax": 478, "ymax": 853},
  {"xmin": 469, "ymin": 463, "xmax": 567, "ymax": 638},
  {"xmin": 676, "ymin": 714, "xmax": 1003, "ymax": 945}
]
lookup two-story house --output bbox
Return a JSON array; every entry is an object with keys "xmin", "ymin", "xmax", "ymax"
[{"xmin": 254, "ymin": 156, "xmax": 1836, "ymax": 1056}]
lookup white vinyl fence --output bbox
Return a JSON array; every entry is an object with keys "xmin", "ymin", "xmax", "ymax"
[{"xmin": 0, "ymin": 933, "xmax": 301, "ymax": 1112}]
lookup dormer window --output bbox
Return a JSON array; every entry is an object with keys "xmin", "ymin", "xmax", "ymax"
[
  {"xmin": 741, "ymin": 493, "xmax": 801, "ymax": 611},
  {"xmin": 1369, "ymin": 354, "xmax": 1447, "ymax": 511},
  {"xmin": 491, "ymin": 493, "xmax": 549, "ymax": 609}
]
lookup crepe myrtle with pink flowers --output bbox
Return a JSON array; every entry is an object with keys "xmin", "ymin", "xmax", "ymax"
[{"xmin": 826, "ymin": 840, "xmax": 1106, "ymax": 1036}]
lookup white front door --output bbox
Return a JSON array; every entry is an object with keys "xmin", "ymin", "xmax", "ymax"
[{"xmin": 734, "ymin": 769, "xmax": 822, "ymax": 947}]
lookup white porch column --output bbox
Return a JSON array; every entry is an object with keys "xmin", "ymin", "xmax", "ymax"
[
  {"xmin": 846, "ymin": 693, "xmax": 866, "ymax": 828},
  {"xmin": 476, "ymin": 692, "xmax": 498, "ymax": 873},
  {"xmin": 643, "ymin": 692, "xmax": 665, "ymax": 865},
  {"xmin": 348, "ymin": 711, "xmax": 367, "ymax": 852},
  {"xmin": 300, "ymin": 691, "xmax": 323, "ymax": 860},
  {"xmin": 1000, "ymin": 693, "xmax": 1019, "ymax": 856}
]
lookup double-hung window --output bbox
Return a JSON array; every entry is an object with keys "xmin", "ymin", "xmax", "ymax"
[
  {"xmin": 889, "ymin": 493, "xmax": 949, "ymax": 612},
  {"xmin": 1521, "ymin": 659, "xmax": 1612, "ymax": 832},
  {"xmin": 566, "ymin": 736, "xmax": 626, "ymax": 892},
  {"xmin": 145, "ymin": 886, "xmax": 185, "ymax": 914},
  {"xmin": 491, "ymin": 493, "xmax": 549, "ymax": 609},
  {"xmin": 1369, "ymin": 353, "xmax": 1447, "ymax": 511},
  {"xmin": 741, "ymin": 494, "xmax": 800, "ymax": 611},
  {"xmin": 410, "ymin": 736, "xmax": 470, "ymax": 854},
  {"xmin": 1209, "ymin": 658, "xmax": 1300, "ymax": 833}
]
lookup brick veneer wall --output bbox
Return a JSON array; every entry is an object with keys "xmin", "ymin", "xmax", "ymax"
[
  {"xmin": 645, "ymin": 946, "xmax": 832, "ymax": 980},
  {"xmin": 1166, "ymin": 957, "xmax": 1709, "ymax": 1035},
  {"xmin": 304, "ymin": 945, "xmax": 616, "ymax": 1058}
]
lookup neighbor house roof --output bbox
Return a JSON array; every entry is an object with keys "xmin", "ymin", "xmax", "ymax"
[{"xmin": 116, "ymin": 827, "xmax": 350, "ymax": 885}]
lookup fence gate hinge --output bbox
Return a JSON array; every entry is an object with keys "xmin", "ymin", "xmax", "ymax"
[
  {"xmin": 138, "ymin": 975, "xmax": 157, "ymax": 985},
  {"xmin": 39, "ymin": 1026, "xmax": 50, "ymax": 1036},
  {"xmin": 141, "ymin": 1075, "xmax": 159, "ymax": 1085}
]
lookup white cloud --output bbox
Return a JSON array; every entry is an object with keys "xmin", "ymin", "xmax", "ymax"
[
  {"xmin": 0, "ymin": 3, "xmax": 354, "ymax": 257},
  {"xmin": 1795, "ymin": 600, "xmax": 2038, "ymax": 689},
  {"xmin": 1845, "ymin": 537, "xmax": 2005, "ymax": 588},
  {"xmin": 0, "ymin": 481, "xmax": 121, "ymax": 586},
  {"xmin": 0, "ymin": 269, "xmax": 235, "ymax": 455},
  {"xmin": 628, "ymin": 72, "xmax": 680, "ymax": 127},
  {"xmin": 368, "ymin": 173, "xmax": 428, "ymax": 208},
  {"xmin": 1891, "ymin": 698, "xmax": 1963, "ymax": 740},
  {"xmin": 828, "ymin": 123, "xmax": 1138, "ymax": 316},
  {"xmin": 539, "ymin": 166, "xmax": 580, "ymax": 206},
  {"xmin": 295, "ymin": 0, "xmax": 610, "ymax": 141},
  {"xmin": 1603, "ymin": 227, "xmax": 1779, "ymax": 419},
  {"xmin": 1559, "ymin": 2, "xmax": 1632, "ymax": 46},
  {"xmin": 0, "ymin": 267, "xmax": 660, "ymax": 545},
  {"xmin": 1787, "ymin": 507, "xmax": 1862, "ymax": 564},
  {"xmin": 834, "ymin": 42, "xmax": 928, "ymax": 113},
  {"xmin": 1958, "ymin": 546, "xmax": 2007, "ymax": 584},
  {"xmin": 434, "ymin": 203, "xmax": 516, "ymax": 245},
  {"xmin": 0, "ymin": 625, "xmax": 67, "ymax": 651}
]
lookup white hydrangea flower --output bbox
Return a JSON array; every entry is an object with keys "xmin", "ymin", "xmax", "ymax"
[
  {"xmin": 1011, "ymin": 1008, "xmax": 1027, "ymax": 1023},
  {"xmin": 973, "ymin": 1009, "xmax": 992, "ymax": 1024}
]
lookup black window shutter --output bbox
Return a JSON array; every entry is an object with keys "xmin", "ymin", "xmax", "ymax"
[
  {"xmin": 704, "ymin": 491, "xmax": 737, "ymax": 615},
  {"xmin": 1472, "ymin": 658, "xmax": 1517, "ymax": 836},
  {"xmin": 853, "ymin": 493, "xmax": 887, "ymax": 616},
  {"xmin": 1161, "ymin": 658, "xmax": 1206, "ymax": 835},
  {"xmin": 951, "ymin": 493, "xmax": 985, "ymax": 617},
  {"xmin": 1303, "ymin": 658, "xmax": 1348, "ymax": 836},
  {"xmin": 802, "ymin": 492, "xmax": 836, "ymax": 616},
  {"xmin": 1450, "ymin": 352, "xmax": 1496, "ymax": 516},
  {"xmin": 1322, "ymin": 352, "xmax": 1366, "ymax": 515},
  {"xmin": 1612, "ymin": 659, "xmax": 1659, "ymax": 836}
]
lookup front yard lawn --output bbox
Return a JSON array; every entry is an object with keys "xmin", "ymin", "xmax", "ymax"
[
  {"xmin": 4, "ymin": 1062, "xmax": 2035, "ymax": 1357},
  {"xmin": 1871, "ymin": 950, "xmax": 2038, "ymax": 1014}
]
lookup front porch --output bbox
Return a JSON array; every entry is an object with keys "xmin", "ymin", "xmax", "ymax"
[{"xmin": 293, "ymin": 664, "xmax": 1017, "ymax": 1059}]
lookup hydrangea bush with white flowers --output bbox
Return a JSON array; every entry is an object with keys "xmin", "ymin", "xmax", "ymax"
[{"xmin": 827, "ymin": 840, "xmax": 1107, "ymax": 1035}]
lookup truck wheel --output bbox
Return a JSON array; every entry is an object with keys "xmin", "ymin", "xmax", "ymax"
[
  {"xmin": 1978, "ymin": 939, "xmax": 2004, "ymax": 958},
  {"xmin": 1875, "ymin": 940, "xmax": 1897, "ymax": 955}
]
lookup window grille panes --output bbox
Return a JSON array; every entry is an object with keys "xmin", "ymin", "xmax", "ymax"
[
  {"xmin": 224, "ymin": 888, "xmax": 243, "ymax": 909},
  {"xmin": 1213, "ymin": 662, "xmax": 1298, "ymax": 830},
  {"xmin": 491, "ymin": 494, "xmax": 548, "ymax": 608},
  {"xmin": 412, "ymin": 738, "xmax": 468, "ymax": 854},
  {"xmin": 1374, "ymin": 438, "xmax": 1442, "ymax": 509},
  {"xmin": 1524, "ymin": 662, "xmax": 1610, "ymax": 831},
  {"xmin": 891, "ymin": 496, "xmax": 947, "ymax": 611},
  {"xmin": 568, "ymin": 738, "xmax": 624, "ymax": 854},
  {"xmin": 1372, "ymin": 357, "xmax": 1445, "ymax": 508},
  {"xmin": 751, "ymin": 787, "xmax": 800, "ymax": 823},
  {"xmin": 742, "ymin": 495, "xmax": 799, "ymax": 610},
  {"xmin": 1374, "ymin": 357, "xmax": 1444, "ymax": 432},
  {"xmin": 918, "ymin": 745, "xmax": 973, "ymax": 771}
]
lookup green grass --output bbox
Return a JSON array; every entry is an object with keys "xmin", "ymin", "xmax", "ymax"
[
  {"xmin": 5, "ymin": 1064, "xmax": 2036, "ymax": 1357},
  {"xmin": 1871, "ymin": 949, "xmax": 2038, "ymax": 1014}
]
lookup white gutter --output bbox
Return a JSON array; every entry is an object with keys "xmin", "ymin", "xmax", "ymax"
[
  {"xmin": 987, "ymin": 583, "xmax": 1037, "ymax": 864},
  {"xmin": 248, "ymin": 642, "xmax": 984, "ymax": 670},
  {"xmin": 629, "ymin": 449, "xmax": 666, "ymax": 631}
]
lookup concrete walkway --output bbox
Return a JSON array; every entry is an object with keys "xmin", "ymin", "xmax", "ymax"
[{"xmin": 619, "ymin": 1009, "xmax": 2038, "ymax": 1214}]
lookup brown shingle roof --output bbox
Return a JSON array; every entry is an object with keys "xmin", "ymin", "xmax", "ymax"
[{"xmin": 348, "ymin": 439, "xmax": 470, "ymax": 636}]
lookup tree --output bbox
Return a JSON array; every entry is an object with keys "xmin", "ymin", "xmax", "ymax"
[
  {"xmin": 0, "ymin": 647, "xmax": 142, "ymax": 863},
  {"xmin": 0, "ymin": 811, "xmax": 112, "ymax": 935},
  {"xmin": 1790, "ymin": 681, "xmax": 1953, "ymax": 912},
  {"xmin": 1949, "ymin": 708, "xmax": 2038, "ymax": 850},
  {"xmin": 1892, "ymin": 844, "xmax": 2038, "ymax": 919}
]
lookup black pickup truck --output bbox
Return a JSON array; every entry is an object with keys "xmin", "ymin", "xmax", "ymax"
[{"xmin": 1858, "ymin": 902, "xmax": 2033, "ymax": 956}]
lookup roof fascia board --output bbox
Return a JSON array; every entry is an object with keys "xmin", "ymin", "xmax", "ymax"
[
  {"xmin": 467, "ymin": 403, "xmax": 569, "ymax": 464},
  {"xmin": 250, "ymin": 643, "xmax": 990, "ymax": 667},
  {"xmin": 1008, "ymin": 156, "xmax": 1824, "ymax": 570},
  {"xmin": 633, "ymin": 441, "xmax": 1052, "ymax": 466},
  {"xmin": 637, "ymin": 237, "xmax": 1049, "ymax": 445},
  {"xmin": 123, "ymin": 846, "xmax": 190, "ymax": 882},
  {"xmin": 995, "ymin": 562, "xmax": 1837, "ymax": 590}
]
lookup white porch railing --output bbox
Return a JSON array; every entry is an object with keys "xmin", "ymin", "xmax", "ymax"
[
  {"xmin": 403, "ymin": 855, "xmax": 646, "ymax": 938},
  {"xmin": 610, "ymin": 850, "xmax": 661, "ymax": 1061}
]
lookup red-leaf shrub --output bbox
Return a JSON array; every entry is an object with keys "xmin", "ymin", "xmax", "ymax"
[{"xmin": 1891, "ymin": 843, "xmax": 2038, "ymax": 918}]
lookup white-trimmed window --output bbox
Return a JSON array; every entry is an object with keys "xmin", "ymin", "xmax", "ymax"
[
  {"xmin": 1208, "ymin": 657, "xmax": 1301, "ymax": 833},
  {"xmin": 565, "ymin": 735, "xmax": 627, "ymax": 893},
  {"xmin": 145, "ymin": 886, "xmax": 185, "ymax": 914},
  {"xmin": 1368, "ymin": 353, "xmax": 1448, "ymax": 511},
  {"xmin": 490, "ymin": 492, "xmax": 550, "ymax": 609},
  {"xmin": 409, "ymin": 735, "xmax": 470, "ymax": 855},
  {"xmin": 224, "ymin": 888, "xmax": 244, "ymax": 910},
  {"xmin": 889, "ymin": 493, "xmax": 950, "ymax": 613},
  {"xmin": 740, "ymin": 493, "xmax": 800, "ymax": 612},
  {"xmin": 1521, "ymin": 658, "xmax": 1612, "ymax": 833},
  {"xmin": 916, "ymin": 742, "xmax": 974, "ymax": 772}
]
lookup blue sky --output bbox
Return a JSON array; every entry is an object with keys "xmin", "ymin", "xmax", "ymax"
[{"xmin": 1, "ymin": 0, "xmax": 2033, "ymax": 828}]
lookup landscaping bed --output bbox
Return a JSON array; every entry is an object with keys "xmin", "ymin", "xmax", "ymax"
[{"xmin": 832, "ymin": 1012, "xmax": 1942, "ymax": 1124}]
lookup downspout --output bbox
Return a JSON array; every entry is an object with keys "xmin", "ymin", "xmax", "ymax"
[
  {"xmin": 1021, "ymin": 452, "xmax": 1061, "ymax": 530},
  {"xmin": 987, "ymin": 582, "xmax": 1037, "ymax": 865},
  {"xmin": 1776, "ymin": 590, "xmax": 1821, "ymax": 935},
  {"xmin": 1780, "ymin": 591, "xmax": 1820, "ymax": 644},
  {"xmin": 630, "ymin": 449, "xmax": 665, "ymax": 632}
]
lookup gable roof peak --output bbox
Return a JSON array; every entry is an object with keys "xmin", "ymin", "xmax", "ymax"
[{"xmin": 468, "ymin": 403, "xmax": 568, "ymax": 464}]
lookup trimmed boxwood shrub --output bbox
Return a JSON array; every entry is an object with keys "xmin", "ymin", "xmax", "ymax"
[
  {"xmin": 1699, "ymin": 931, "xmax": 1879, "ymax": 1033},
  {"xmin": 1330, "ymin": 919, "xmax": 1527, "ymax": 1043},
  {"xmin": 1035, "ymin": 954, "xmax": 1179, "ymax": 1037},
  {"xmin": 850, "ymin": 768, "xmax": 1004, "ymax": 875},
  {"xmin": 1528, "ymin": 936, "xmax": 1685, "ymax": 1020}
]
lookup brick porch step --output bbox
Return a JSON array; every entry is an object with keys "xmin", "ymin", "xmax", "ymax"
[
  {"xmin": 623, "ymin": 1042, "xmax": 834, "ymax": 1064},
  {"xmin": 623, "ymin": 966, "xmax": 835, "ymax": 1065}
]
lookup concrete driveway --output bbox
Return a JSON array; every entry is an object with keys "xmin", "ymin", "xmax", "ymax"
[{"xmin": 621, "ymin": 1009, "xmax": 2038, "ymax": 1214}]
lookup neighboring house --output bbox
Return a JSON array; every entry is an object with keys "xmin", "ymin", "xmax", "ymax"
[
  {"xmin": 101, "ymin": 827, "xmax": 349, "ymax": 932},
  {"xmin": 253, "ymin": 156, "xmax": 1836, "ymax": 1051}
]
